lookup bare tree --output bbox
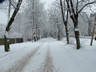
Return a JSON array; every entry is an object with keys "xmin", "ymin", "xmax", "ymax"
[
  {"xmin": 65, "ymin": 0, "xmax": 96, "ymax": 49},
  {"xmin": 60, "ymin": 0, "xmax": 69, "ymax": 44},
  {"xmin": 4, "ymin": 0, "xmax": 22, "ymax": 52}
]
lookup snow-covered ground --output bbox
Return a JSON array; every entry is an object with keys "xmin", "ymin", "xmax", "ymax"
[{"xmin": 0, "ymin": 37, "xmax": 96, "ymax": 72}]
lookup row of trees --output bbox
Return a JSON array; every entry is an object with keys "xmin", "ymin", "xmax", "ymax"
[
  {"xmin": 23, "ymin": 0, "xmax": 47, "ymax": 41},
  {"xmin": 47, "ymin": 0, "xmax": 96, "ymax": 49},
  {"xmin": 2, "ymin": 0, "xmax": 47, "ymax": 52},
  {"xmin": 0, "ymin": 0, "xmax": 96, "ymax": 52},
  {"xmin": 65, "ymin": 0, "xmax": 96, "ymax": 49}
]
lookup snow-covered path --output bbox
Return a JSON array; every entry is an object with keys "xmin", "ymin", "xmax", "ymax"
[
  {"xmin": 0, "ymin": 38, "xmax": 96, "ymax": 72},
  {"xmin": 7, "ymin": 43, "xmax": 43, "ymax": 72},
  {"xmin": 34, "ymin": 44, "xmax": 56, "ymax": 72},
  {"xmin": 0, "ymin": 41, "xmax": 45, "ymax": 72}
]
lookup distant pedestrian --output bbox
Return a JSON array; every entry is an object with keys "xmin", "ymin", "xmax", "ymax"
[{"xmin": 95, "ymin": 36, "xmax": 96, "ymax": 40}]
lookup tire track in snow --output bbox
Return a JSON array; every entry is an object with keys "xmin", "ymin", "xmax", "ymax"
[
  {"xmin": 36, "ymin": 44, "xmax": 57, "ymax": 72},
  {"xmin": 43, "ymin": 47, "xmax": 55, "ymax": 72},
  {"xmin": 6, "ymin": 43, "xmax": 44, "ymax": 72}
]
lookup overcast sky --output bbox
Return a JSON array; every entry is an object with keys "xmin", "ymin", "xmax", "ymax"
[{"xmin": 41, "ymin": 0, "xmax": 55, "ymax": 9}]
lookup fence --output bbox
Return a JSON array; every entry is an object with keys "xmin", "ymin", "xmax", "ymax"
[{"xmin": 0, "ymin": 38, "xmax": 23, "ymax": 45}]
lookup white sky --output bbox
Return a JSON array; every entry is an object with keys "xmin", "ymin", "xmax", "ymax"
[{"xmin": 40, "ymin": 0, "xmax": 55, "ymax": 9}]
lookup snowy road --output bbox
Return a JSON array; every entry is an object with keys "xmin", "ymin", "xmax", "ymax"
[
  {"xmin": 34, "ymin": 44, "xmax": 56, "ymax": 72},
  {"xmin": 7, "ymin": 43, "xmax": 43, "ymax": 72},
  {"xmin": 0, "ymin": 38, "xmax": 96, "ymax": 72}
]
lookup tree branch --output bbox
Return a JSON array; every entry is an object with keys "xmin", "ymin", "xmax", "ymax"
[
  {"xmin": 76, "ymin": 0, "xmax": 78, "ymax": 14},
  {"xmin": 69, "ymin": 0, "xmax": 75, "ymax": 14},
  {"xmin": 6, "ymin": 0, "xmax": 22, "ymax": 31},
  {"xmin": 65, "ymin": 0, "xmax": 71, "ymax": 14},
  {"xmin": 78, "ymin": 1, "xmax": 96, "ymax": 14},
  {"xmin": 11, "ymin": 3, "xmax": 16, "ymax": 9},
  {"xmin": 60, "ymin": 0, "xmax": 65, "ymax": 24}
]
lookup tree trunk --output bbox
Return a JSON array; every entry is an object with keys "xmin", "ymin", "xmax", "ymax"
[
  {"xmin": 65, "ymin": 22, "xmax": 69, "ymax": 44},
  {"xmin": 4, "ymin": 0, "xmax": 22, "ymax": 52},
  {"xmin": 75, "ymin": 30, "xmax": 80, "ymax": 49},
  {"xmin": 60, "ymin": 0, "xmax": 69, "ymax": 44},
  {"xmin": 70, "ymin": 13, "xmax": 80, "ymax": 49},
  {"xmin": 4, "ymin": 35, "xmax": 10, "ymax": 52},
  {"xmin": 58, "ymin": 30, "xmax": 61, "ymax": 40},
  {"xmin": 74, "ymin": 21, "xmax": 80, "ymax": 49},
  {"xmin": 58, "ymin": 34, "xmax": 60, "ymax": 40}
]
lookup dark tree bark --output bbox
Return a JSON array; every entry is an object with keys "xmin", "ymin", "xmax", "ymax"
[
  {"xmin": 4, "ymin": 0, "xmax": 22, "ymax": 52},
  {"xmin": 4, "ymin": 35, "xmax": 10, "ymax": 52},
  {"xmin": 6, "ymin": 0, "xmax": 22, "ymax": 31},
  {"xmin": 58, "ymin": 34, "xmax": 60, "ymax": 40},
  {"xmin": 65, "ymin": 21, "xmax": 69, "ymax": 44},
  {"xmin": 74, "ymin": 15, "xmax": 80, "ymax": 49},
  {"xmin": 57, "ymin": 26, "xmax": 61, "ymax": 40},
  {"xmin": 65, "ymin": 0, "xmax": 80, "ymax": 49},
  {"xmin": 60, "ymin": 0, "xmax": 69, "ymax": 44},
  {"xmin": 57, "ymin": 21, "xmax": 61, "ymax": 40}
]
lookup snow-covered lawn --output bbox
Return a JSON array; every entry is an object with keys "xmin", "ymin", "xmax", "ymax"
[{"xmin": 0, "ymin": 37, "xmax": 96, "ymax": 72}]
